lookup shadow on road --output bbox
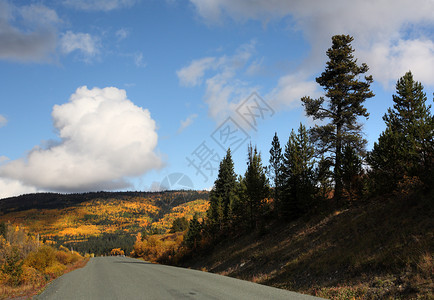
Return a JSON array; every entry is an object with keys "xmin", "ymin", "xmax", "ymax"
[{"xmin": 112, "ymin": 260, "xmax": 152, "ymax": 265}]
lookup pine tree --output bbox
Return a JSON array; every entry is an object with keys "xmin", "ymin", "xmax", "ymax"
[
  {"xmin": 243, "ymin": 144, "xmax": 269, "ymax": 229},
  {"xmin": 368, "ymin": 71, "xmax": 434, "ymax": 191},
  {"xmin": 341, "ymin": 143, "xmax": 363, "ymax": 202},
  {"xmin": 207, "ymin": 148, "xmax": 237, "ymax": 230},
  {"xmin": 185, "ymin": 214, "xmax": 202, "ymax": 249},
  {"xmin": 268, "ymin": 132, "xmax": 283, "ymax": 211},
  {"xmin": 280, "ymin": 123, "xmax": 316, "ymax": 220},
  {"xmin": 301, "ymin": 35, "xmax": 374, "ymax": 203}
]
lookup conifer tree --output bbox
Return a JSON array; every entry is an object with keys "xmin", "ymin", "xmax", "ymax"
[
  {"xmin": 207, "ymin": 149, "xmax": 237, "ymax": 229},
  {"xmin": 268, "ymin": 132, "xmax": 283, "ymax": 211},
  {"xmin": 280, "ymin": 123, "xmax": 316, "ymax": 219},
  {"xmin": 185, "ymin": 214, "xmax": 202, "ymax": 249},
  {"xmin": 341, "ymin": 143, "xmax": 363, "ymax": 201},
  {"xmin": 368, "ymin": 71, "xmax": 434, "ymax": 191},
  {"xmin": 243, "ymin": 144, "xmax": 269, "ymax": 228},
  {"xmin": 301, "ymin": 35, "xmax": 374, "ymax": 202}
]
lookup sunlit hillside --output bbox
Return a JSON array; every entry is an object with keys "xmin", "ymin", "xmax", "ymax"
[{"xmin": 0, "ymin": 191, "xmax": 209, "ymax": 255}]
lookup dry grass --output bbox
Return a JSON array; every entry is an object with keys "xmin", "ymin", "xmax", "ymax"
[{"xmin": 178, "ymin": 193, "xmax": 433, "ymax": 299}]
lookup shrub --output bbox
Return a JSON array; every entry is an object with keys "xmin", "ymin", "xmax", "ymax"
[
  {"xmin": 24, "ymin": 245, "xmax": 56, "ymax": 273},
  {"xmin": 1, "ymin": 246, "xmax": 24, "ymax": 286}
]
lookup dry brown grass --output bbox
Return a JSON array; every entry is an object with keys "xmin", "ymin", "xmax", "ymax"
[{"xmin": 178, "ymin": 193, "xmax": 433, "ymax": 299}]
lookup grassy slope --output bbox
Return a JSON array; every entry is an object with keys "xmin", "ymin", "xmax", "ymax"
[{"xmin": 180, "ymin": 194, "xmax": 433, "ymax": 299}]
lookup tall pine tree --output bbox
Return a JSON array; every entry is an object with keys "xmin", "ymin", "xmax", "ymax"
[
  {"xmin": 368, "ymin": 71, "xmax": 434, "ymax": 191},
  {"xmin": 301, "ymin": 35, "xmax": 374, "ymax": 203},
  {"xmin": 268, "ymin": 132, "xmax": 283, "ymax": 212}
]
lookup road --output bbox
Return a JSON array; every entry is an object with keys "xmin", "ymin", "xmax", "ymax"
[{"xmin": 35, "ymin": 256, "xmax": 323, "ymax": 299}]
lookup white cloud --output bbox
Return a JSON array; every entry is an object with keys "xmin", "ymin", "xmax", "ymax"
[
  {"xmin": 267, "ymin": 73, "xmax": 319, "ymax": 111},
  {"xmin": 60, "ymin": 31, "xmax": 100, "ymax": 60},
  {"xmin": 0, "ymin": 114, "xmax": 7, "ymax": 128},
  {"xmin": 360, "ymin": 39, "xmax": 434, "ymax": 88},
  {"xmin": 177, "ymin": 114, "xmax": 198, "ymax": 134},
  {"xmin": 134, "ymin": 52, "xmax": 147, "ymax": 68},
  {"xmin": 189, "ymin": 0, "xmax": 434, "ymax": 86},
  {"xmin": 63, "ymin": 0, "xmax": 137, "ymax": 11},
  {"xmin": 0, "ymin": 86, "xmax": 162, "ymax": 193},
  {"xmin": 0, "ymin": 1, "xmax": 58, "ymax": 62},
  {"xmin": 0, "ymin": 178, "xmax": 38, "ymax": 199},
  {"xmin": 177, "ymin": 41, "xmax": 259, "ymax": 125},
  {"xmin": 177, "ymin": 57, "xmax": 217, "ymax": 87},
  {"xmin": 20, "ymin": 4, "xmax": 62, "ymax": 26},
  {"xmin": 115, "ymin": 28, "xmax": 129, "ymax": 40}
]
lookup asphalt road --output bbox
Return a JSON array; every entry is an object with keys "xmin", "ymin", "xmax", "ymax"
[{"xmin": 35, "ymin": 256, "xmax": 323, "ymax": 299}]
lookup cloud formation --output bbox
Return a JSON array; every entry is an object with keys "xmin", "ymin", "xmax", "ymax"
[
  {"xmin": 63, "ymin": 0, "xmax": 137, "ymax": 11},
  {"xmin": 177, "ymin": 57, "xmax": 217, "ymax": 87},
  {"xmin": 60, "ymin": 31, "xmax": 101, "ymax": 61},
  {"xmin": 0, "ymin": 115, "xmax": 7, "ymax": 128},
  {"xmin": 177, "ymin": 114, "xmax": 198, "ymax": 134},
  {"xmin": 177, "ymin": 41, "xmax": 318, "ymax": 124},
  {"xmin": 0, "ymin": 1, "xmax": 58, "ymax": 62},
  {"xmin": 0, "ymin": 86, "xmax": 162, "ymax": 193},
  {"xmin": 177, "ymin": 42, "xmax": 263, "ymax": 124},
  {"xmin": 189, "ymin": 0, "xmax": 434, "ymax": 87}
]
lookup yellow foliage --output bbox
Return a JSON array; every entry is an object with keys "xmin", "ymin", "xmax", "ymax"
[
  {"xmin": 110, "ymin": 248, "xmax": 124, "ymax": 256},
  {"xmin": 59, "ymin": 225, "xmax": 100, "ymax": 236}
]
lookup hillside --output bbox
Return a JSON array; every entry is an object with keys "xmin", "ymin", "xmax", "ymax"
[
  {"xmin": 0, "ymin": 190, "xmax": 209, "ymax": 255},
  {"xmin": 177, "ymin": 192, "xmax": 433, "ymax": 299}
]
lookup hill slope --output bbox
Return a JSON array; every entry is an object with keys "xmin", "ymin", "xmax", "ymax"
[
  {"xmin": 0, "ymin": 190, "xmax": 209, "ymax": 255},
  {"xmin": 178, "ymin": 194, "xmax": 433, "ymax": 299}
]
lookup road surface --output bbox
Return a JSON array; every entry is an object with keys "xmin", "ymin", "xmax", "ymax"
[{"xmin": 36, "ymin": 256, "xmax": 323, "ymax": 299}]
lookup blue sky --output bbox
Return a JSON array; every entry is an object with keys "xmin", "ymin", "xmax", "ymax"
[{"xmin": 0, "ymin": 0, "xmax": 433, "ymax": 198}]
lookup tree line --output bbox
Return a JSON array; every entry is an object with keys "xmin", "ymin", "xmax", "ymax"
[{"xmin": 184, "ymin": 34, "xmax": 433, "ymax": 249}]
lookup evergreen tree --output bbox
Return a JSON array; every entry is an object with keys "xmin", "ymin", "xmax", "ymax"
[
  {"xmin": 169, "ymin": 217, "xmax": 189, "ymax": 233},
  {"xmin": 301, "ymin": 35, "xmax": 374, "ymax": 203},
  {"xmin": 243, "ymin": 144, "xmax": 269, "ymax": 229},
  {"xmin": 184, "ymin": 214, "xmax": 202, "ymax": 249},
  {"xmin": 268, "ymin": 132, "xmax": 283, "ymax": 211},
  {"xmin": 368, "ymin": 71, "xmax": 434, "ymax": 191},
  {"xmin": 207, "ymin": 148, "xmax": 237, "ymax": 230},
  {"xmin": 280, "ymin": 123, "xmax": 316, "ymax": 219},
  {"xmin": 341, "ymin": 143, "xmax": 363, "ymax": 202}
]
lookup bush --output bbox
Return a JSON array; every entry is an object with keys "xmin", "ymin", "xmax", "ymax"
[
  {"xmin": 24, "ymin": 245, "xmax": 56, "ymax": 273},
  {"xmin": 1, "ymin": 246, "xmax": 24, "ymax": 286}
]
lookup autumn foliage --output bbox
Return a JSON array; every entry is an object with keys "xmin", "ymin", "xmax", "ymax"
[
  {"xmin": 0, "ymin": 223, "xmax": 86, "ymax": 299},
  {"xmin": 110, "ymin": 248, "xmax": 125, "ymax": 256}
]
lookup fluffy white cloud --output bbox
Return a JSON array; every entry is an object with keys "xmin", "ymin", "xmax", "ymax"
[
  {"xmin": 60, "ymin": 31, "xmax": 100, "ymax": 59},
  {"xmin": 0, "ymin": 1, "xmax": 58, "ymax": 62},
  {"xmin": 189, "ymin": 0, "xmax": 434, "ymax": 86},
  {"xmin": 0, "ymin": 178, "xmax": 38, "ymax": 199},
  {"xmin": 63, "ymin": 0, "xmax": 137, "ymax": 11},
  {"xmin": 0, "ymin": 86, "xmax": 162, "ymax": 193},
  {"xmin": 177, "ymin": 114, "xmax": 198, "ymax": 134},
  {"xmin": 360, "ymin": 39, "xmax": 434, "ymax": 88},
  {"xmin": 0, "ymin": 114, "xmax": 7, "ymax": 128}
]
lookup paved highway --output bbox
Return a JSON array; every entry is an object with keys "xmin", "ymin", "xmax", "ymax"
[{"xmin": 36, "ymin": 256, "xmax": 323, "ymax": 299}]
